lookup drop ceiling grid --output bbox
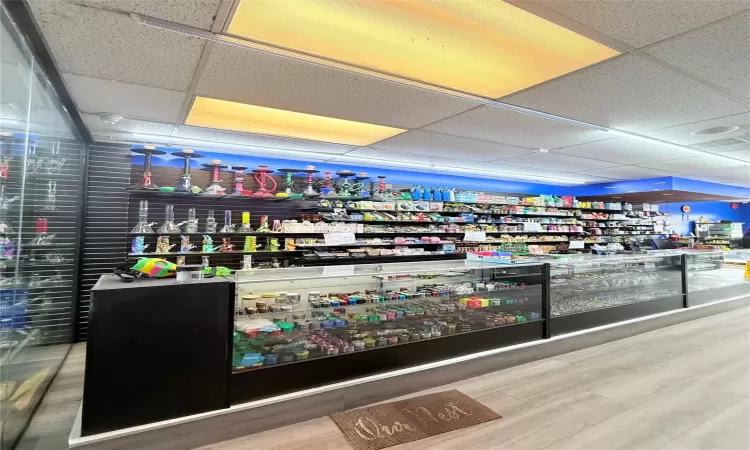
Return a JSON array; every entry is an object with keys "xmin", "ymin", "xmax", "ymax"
[
  {"xmin": 26, "ymin": 0, "xmax": 207, "ymax": 91},
  {"xmin": 644, "ymin": 12, "xmax": 750, "ymax": 100},
  {"xmin": 499, "ymin": 53, "xmax": 747, "ymax": 133},
  {"xmin": 520, "ymin": 0, "xmax": 750, "ymax": 49},
  {"xmin": 364, "ymin": 130, "xmax": 533, "ymax": 160},
  {"xmin": 641, "ymin": 112, "xmax": 750, "ymax": 146},
  {"xmin": 193, "ymin": 43, "xmax": 481, "ymax": 130},
  {"xmin": 63, "ymin": 74, "xmax": 187, "ymax": 123}
]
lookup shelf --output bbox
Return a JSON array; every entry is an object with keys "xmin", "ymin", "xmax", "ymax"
[
  {"xmin": 128, "ymin": 250, "xmax": 304, "ymax": 257},
  {"xmin": 126, "ymin": 189, "xmax": 296, "ymax": 201},
  {"xmin": 300, "ymin": 253, "xmax": 468, "ymax": 265}
]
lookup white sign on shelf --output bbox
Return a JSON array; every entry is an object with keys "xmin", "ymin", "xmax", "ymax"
[
  {"xmin": 463, "ymin": 231, "xmax": 486, "ymax": 242},
  {"xmin": 323, "ymin": 232, "xmax": 356, "ymax": 246},
  {"xmin": 523, "ymin": 222, "xmax": 543, "ymax": 232},
  {"xmin": 569, "ymin": 240, "xmax": 585, "ymax": 249},
  {"xmin": 322, "ymin": 265, "xmax": 355, "ymax": 277}
]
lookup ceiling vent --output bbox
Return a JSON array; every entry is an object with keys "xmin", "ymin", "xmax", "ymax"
[
  {"xmin": 690, "ymin": 126, "xmax": 740, "ymax": 136},
  {"xmin": 691, "ymin": 133, "xmax": 750, "ymax": 152}
]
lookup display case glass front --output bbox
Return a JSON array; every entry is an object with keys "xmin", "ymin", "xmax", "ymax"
[
  {"xmin": 230, "ymin": 260, "xmax": 543, "ymax": 371},
  {"xmin": 686, "ymin": 251, "xmax": 748, "ymax": 305},
  {"xmin": 548, "ymin": 254, "xmax": 683, "ymax": 317}
]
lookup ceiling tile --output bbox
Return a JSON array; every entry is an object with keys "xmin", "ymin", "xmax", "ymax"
[
  {"xmin": 719, "ymin": 150, "xmax": 750, "ymax": 162},
  {"xmin": 641, "ymin": 112, "xmax": 750, "ymax": 146},
  {"xmin": 521, "ymin": 0, "xmax": 750, "ymax": 48},
  {"xmin": 195, "ymin": 44, "xmax": 480, "ymax": 130},
  {"xmin": 637, "ymin": 155, "xmax": 750, "ymax": 174},
  {"xmin": 683, "ymin": 168, "xmax": 750, "ymax": 187},
  {"xmin": 27, "ymin": 0, "xmax": 205, "ymax": 90},
  {"xmin": 371, "ymin": 131, "xmax": 531, "ymax": 160},
  {"xmin": 491, "ymin": 152, "xmax": 620, "ymax": 171},
  {"xmin": 555, "ymin": 137, "xmax": 692, "ymax": 164},
  {"xmin": 85, "ymin": 0, "xmax": 222, "ymax": 30},
  {"xmin": 63, "ymin": 73, "xmax": 186, "ymax": 123},
  {"xmin": 82, "ymin": 113, "xmax": 176, "ymax": 136},
  {"xmin": 423, "ymin": 106, "xmax": 611, "ymax": 148},
  {"xmin": 645, "ymin": 12, "xmax": 750, "ymax": 99},
  {"xmin": 173, "ymin": 126, "xmax": 355, "ymax": 155},
  {"xmin": 574, "ymin": 165, "xmax": 679, "ymax": 180},
  {"xmin": 502, "ymin": 54, "xmax": 746, "ymax": 132},
  {"xmin": 326, "ymin": 153, "xmax": 614, "ymax": 185},
  {"xmin": 340, "ymin": 148, "xmax": 485, "ymax": 168}
]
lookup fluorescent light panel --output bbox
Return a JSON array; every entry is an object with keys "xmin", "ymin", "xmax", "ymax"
[
  {"xmin": 226, "ymin": 0, "xmax": 619, "ymax": 98},
  {"xmin": 185, "ymin": 97, "xmax": 406, "ymax": 146}
]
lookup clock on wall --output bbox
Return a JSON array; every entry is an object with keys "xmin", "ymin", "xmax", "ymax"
[
  {"xmin": 681, "ymin": 205, "xmax": 691, "ymax": 213},
  {"xmin": 730, "ymin": 203, "xmax": 739, "ymax": 209}
]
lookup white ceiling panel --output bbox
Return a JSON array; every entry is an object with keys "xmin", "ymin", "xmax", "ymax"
[
  {"xmin": 574, "ymin": 165, "xmax": 679, "ymax": 180},
  {"xmin": 27, "ymin": 0, "xmax": 205, "ymax": 91},
  {"xmin": 637, "ymin": 155, "xmax": 750, "ymax": 174},
  {"xmin": 555, "ymin": 137, "xmax": 692, "ymax": 164},
  {"xmin": 518, "ymin": 0, "xmax": 750, "ymax": 48},
  {"xmin": 423, "ymin": 106, "xmax": 611, "ymax": 149},
  {"xmin": 85, "ymin": 0, "xmax": 223, "ymax": 30},
  {"xmin": 195, "ymin": 44, "xmax": 480, "ymax": 130},
  {"xmin": 684, "ymin": 168, "xmax": 750, "ymax": 187},
  {"xmin": 645, "ymin": 13, "xmax": 750, "ymax": 99},
  {"xmin": 491, "ymin": 152, "xmax": 620, "ymax": 171},
  {"xmin": 327, "ymin": 153, "xmax": 615, "ymax": 185},
  {"xmin": 641, "ymin": 112, "xmax": 750, "ymax": 145},
  {"xmin": 173, "ymin": 126, "xmax": 355, "ymax": 155},
  {"xmin": 370, "ymin": 131, "xmax": 531, "ymax": 160},
  {"xmin": 502, "ymin": 54, "xmax": 746, "ymax": 132},
  {"xmin": 717, "ymin": 150, "xmax": 750, "ymax": 162},
  {"xmin": 82, "ymin": 113, "xmax": 176, "ymax": 136},
  {"xmin": 63, "ymin": 73, "xmax": 186, "ymax": 123}
]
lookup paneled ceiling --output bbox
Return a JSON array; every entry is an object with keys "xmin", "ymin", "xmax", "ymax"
[{"xmin": 20, "ymin": 0, "xmax": 750, "ymax": 187}]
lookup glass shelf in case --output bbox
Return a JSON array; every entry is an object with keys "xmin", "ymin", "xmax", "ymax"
[
  {"xmin": 228, "ymin": 260, "xmax": 543, "ymax": 371},
  {"xmin": 548, "ymin": 254, "xmax": 683, "ymax": 316},
  {"xmin": 685, "ymin": 251, "xmax": 748, "ymax": 305}
]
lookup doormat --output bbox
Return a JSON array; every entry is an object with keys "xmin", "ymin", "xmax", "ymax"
[{"xmin": 330, "ymin": 390, "xmax": 501, "ymax": 450}]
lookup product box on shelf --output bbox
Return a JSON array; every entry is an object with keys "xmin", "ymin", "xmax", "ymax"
[{"xmin": 467, "ymin": 251, "xmax": 539, "ymax": 264}]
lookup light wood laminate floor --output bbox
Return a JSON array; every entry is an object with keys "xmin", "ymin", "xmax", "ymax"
[
  {"xmin": 15, "ymin": 343, "xmax": 85, "ymax": 450},
  {"xmin": 197, "ymin": 306, "xmax": 750, "ymax": 450}
]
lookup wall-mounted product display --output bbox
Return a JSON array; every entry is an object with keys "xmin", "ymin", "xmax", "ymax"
[{"xmin": 693, "ymin": 221, "xmax": 744, "ymax": 248}]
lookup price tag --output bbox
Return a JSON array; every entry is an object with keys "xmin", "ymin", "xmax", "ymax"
[
  {"xmin": 569, "ymin": 240, "xmax": 585, "ymax": 249},
  {"xmin": 323, "ymin": 232, "xmax": 356, "ymax": 246},
  {"xmin": 322, "ymin": 265, "xmax": 355, "ymax": 277},
  {"xmin": 463, "ymin": 231, "xmax": 486, "ymax": 242},
  {"xmin": 523, "ymin": 222, "xmax": 543, "ymax": 232}
]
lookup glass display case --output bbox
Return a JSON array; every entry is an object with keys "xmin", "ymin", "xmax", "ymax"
[
  {"xmin": 685, "ymin": 251, "xmax": 749, "ymax": 305},
  {"xmin": 1, "ymin": 6, "xmax": 85, "ymax": 447},
  {"xmin": 231, "ymin": 260, "xmax": 543, "ymax": 371},
  {"xmin": 547, "ymin": 254, "xmax": 684, "ymax": 333}
]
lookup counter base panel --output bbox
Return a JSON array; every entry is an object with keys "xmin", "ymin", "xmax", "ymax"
[
  {"xmin": 689, "ymin": 283, "xmax": 749, "ymax": 307},
  {"xmin": 68, "ymin": 295, "xmax": 750, "ymax": 450},
  {"xmin": 550, "ymin": 295, "xmax": 685, "ymax": 335},
  {"xmin": 231, "ymin": 320, "xmax": 544, "ymax": 405}
]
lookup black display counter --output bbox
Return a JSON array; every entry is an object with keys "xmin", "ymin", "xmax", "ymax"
[
  {"xmin": 82, "ymin": 276, "xmax": 234, "ymax": 435},
  {"xmin": 80, "ymin": 252, "xmax": 748, "ymax": 436}
]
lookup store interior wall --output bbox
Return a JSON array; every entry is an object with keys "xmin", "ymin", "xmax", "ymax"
[{"xmin": 659, "ymin": 201, "xmax": 744, "ymax": 235}]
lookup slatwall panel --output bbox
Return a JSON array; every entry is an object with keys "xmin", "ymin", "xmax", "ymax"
[{"xmin": 77, "ymin": 143, "xmax": 131, "ymax": 341}]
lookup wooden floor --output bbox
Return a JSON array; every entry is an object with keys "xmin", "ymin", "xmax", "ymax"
[
  {"xmin": 13, "ymin": 306, "xmax": 750, "ymax": 450},
  {"xmin": 15, "ymin": 343, "xmax": 85, "ymax": 450},
  {"xmin": 196, "ymin": 306, "xmax": 750, "ymax": 450}
]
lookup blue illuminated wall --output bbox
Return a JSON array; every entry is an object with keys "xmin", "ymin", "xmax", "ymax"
[
  {"xmin": 660, "ymin": 201, "xmax": 744, "ymax": 235},
  {"xmin": 136, "ymin": 148, "xmax": 572, "ymax": 195}
]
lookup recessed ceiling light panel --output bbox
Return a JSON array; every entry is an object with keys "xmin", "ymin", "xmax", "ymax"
[
  {"xmin": 227, "ymin": 0, "xmax": 619, "ymax": 98},
  {"xmin": 185, "ymin": 97, "xmax": 406, "ymax": 146}
]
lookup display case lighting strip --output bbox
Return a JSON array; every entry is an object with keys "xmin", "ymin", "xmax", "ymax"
[{"xmin": 130, "ymin": 13, "xmax": 749, "ymax": 165}]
